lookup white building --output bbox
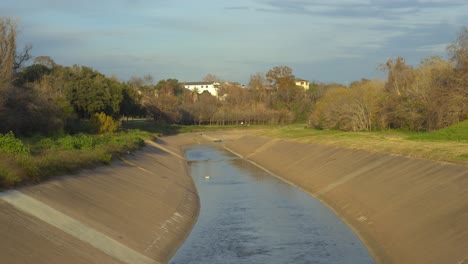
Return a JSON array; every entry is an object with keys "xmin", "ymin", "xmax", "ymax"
[
  {"xmin": 295, "ymin": 79, "xmax": 310, "ymax": 90},
  {"xmin": 184, "ymin": 82, "xmax": 220, "ymax": 96}
]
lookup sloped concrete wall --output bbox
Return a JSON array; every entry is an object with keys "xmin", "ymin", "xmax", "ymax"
[
  {"xmin": 0, "ymin": 138, "xmax": 200, "ymax": 264},
  {"xmin": 225, "ymin": 135, "xmax": 468, "ymax": 264}
]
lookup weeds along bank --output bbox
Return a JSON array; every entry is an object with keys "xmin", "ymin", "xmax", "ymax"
[
  {"xmin": 1, "ymin": 130, "xmax": 466, "ymax": 263},
  {"xmin": 0, "ymin": 135, "xmax": 200, "ymax": 264},
  {"xmin": 224, "ymin": 134, "xmax": 468, "ymax": 264},
  {"xmin": 0, "ymin": 131, "xmax": 150, "ymax": 188}
]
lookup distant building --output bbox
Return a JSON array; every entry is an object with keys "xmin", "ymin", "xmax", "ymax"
[
  {"xmin": 183, "ymin": 82, "xmax": 220, "ymax": 96},
  {"xmin": 222, "ymin": 81, "xmax": 244, "ymax": 88},
  {"xmin": 295, "ymin": 79, "xmax": 310, "ymax": 90}
]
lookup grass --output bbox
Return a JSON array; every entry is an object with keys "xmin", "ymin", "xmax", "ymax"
[
  {"xmin": 254, "ymin": 122, "xmax": 468, "ymax": 165},
  {"xmin": 0, "ymin": 129, "xmax": 154, "ymax": 189},
  {"xmin": 406, "ymin": 120, "xmax": 468, "ymax": 142},
  {"xmin": 2, "ymin": 119, "xmax": 467, "ymax": 188},
  {"xmin": 123, "ymin": 120, "xmax": 468, "ymax": 164},
  {"xmin": 121, "ymin": 119, "xmax": 273, "ymax": 135}
]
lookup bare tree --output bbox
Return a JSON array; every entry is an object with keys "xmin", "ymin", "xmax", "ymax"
[
  {"xmin": 33, "ymin": 55, "xmax": 56, "ymax": 69},
  {"xmin": 202, "ymin": 73, "xmax": 223, "ymax": 83},
  {"xmin": 248, "ymin": 72, "xmax": 266, "ymax": 89},
  {"xmin": 0, "ymin": 17, "xmax": 17, "ymax": 83},
  {"xmin": 383, "ymin": 57, "xmax": 414, "ymax": 95},
  {"xmin": 448, "ymin": 27, "xmax": 468, "ymax": 71}
]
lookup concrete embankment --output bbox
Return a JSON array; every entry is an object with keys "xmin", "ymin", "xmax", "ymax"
[
  {"xmin": 0, "ymin": 136, "xmax": 203, "ymax": 264},
  {"xmin": 1, "ymin": 131, "xmax": 466, "ymax": 264},
  {"xmin": 223, "ymin": 134, "xmax": 468, "ymax": 264}
]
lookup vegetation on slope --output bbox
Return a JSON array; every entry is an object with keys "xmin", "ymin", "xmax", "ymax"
[
  {"xmin": 256, "ymin": 122, "xmax": 468, "ymax": 165},
  {"xmin": 0, "ymin": 129, "xmax": 152, "ymax": 188},
  {"xmin": 1, "ymin": 16, "xmax": 466, "ymax": 188}
]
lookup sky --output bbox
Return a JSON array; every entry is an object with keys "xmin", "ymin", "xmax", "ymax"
[{"xmin": 1, "ymin": 0, "xmax": 467, "ymax": 85}]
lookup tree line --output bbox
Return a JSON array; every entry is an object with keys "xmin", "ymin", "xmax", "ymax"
[
  {"xmin": 310, "ymin": 28, "xmax": 467, "ymax": 131},
  {"xmin": 1, "ymin": 17, "xmax": 467, "ymax": 136}
]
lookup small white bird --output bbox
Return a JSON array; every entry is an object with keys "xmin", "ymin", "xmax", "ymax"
[{"xmin": 204, "ymin": 176, "xmax": 210, "ymax": 179}]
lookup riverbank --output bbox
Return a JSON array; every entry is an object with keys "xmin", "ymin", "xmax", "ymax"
[
  {"xmin": 218, "ymin": 132, "xmax": 468, "ymax": 264},
  {"xmin": 1, "ymin": 131, "xmax": 466, "ymax": 263},
  {"xmin": 0, "ymin": 137, "xmax": 201, "ymax": 264}
]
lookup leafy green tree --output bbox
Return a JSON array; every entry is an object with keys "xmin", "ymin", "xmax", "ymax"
[
  {"xmin": 63, "ymin": 66, "xmax": 123, "ymax": 118},
  {"xmin": 15, "ymin": 64, "xmax": 51, "ymax": 85},
  {"xmin": 120, "ymin": 84, "xmax": 144, "ymax": 119}
]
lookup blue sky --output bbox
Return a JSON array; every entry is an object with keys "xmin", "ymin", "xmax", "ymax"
[{"xmin": 1, "ymin": 0, "xmax": 467, "ymax": 85}]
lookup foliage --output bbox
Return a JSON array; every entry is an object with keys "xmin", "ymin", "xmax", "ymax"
[
  {"xmin": 155, "ymin": 78, "xmax": 185, "ymax": 95},
  {"xmin": 310, "ymin": 80, "xmax": 385, "ymax": 131},
  {"xmin": 0, "ymin": 130, "xmax": 150, "ymax": 188},
  {"xmin": 90, "ymin": 112, "xmax": 120, "ymax": 134},
  {"xmin": 406, "ymin": 120, "xmax": 468, "ymax": 142},
  {"xmin": 0, "ymin": 131, "xmax": 30, "ymax": 156},
  {"xmin": 63, "ymin": 66, "xmax": 123, "ymax": 118},
  {"xmin": 56, "ymin": 134, "xmax": 99, "ymax": 150}
]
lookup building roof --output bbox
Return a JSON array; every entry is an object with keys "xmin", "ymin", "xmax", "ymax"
[{"xmin": 183, "ymin": 82, "xmax": 217, "ymax": 86}]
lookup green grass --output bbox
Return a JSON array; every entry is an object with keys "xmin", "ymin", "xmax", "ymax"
[
  {"xmin": 2, "ymin": 119, "xmax": 467, "ymax": 188},
  {"xmin": 122, "ymin": 119, "xmax": 275, "ymax": 135},
  {"xmin": 0, "ymin": 129, "xmax": 154, "ymax": 189},
  {"xmin": 254, "ymin": 121, "xmax": 468, "ymax": 165},
  {"xmin": 406, "ymin": 120, "xmax": 468, "ymax": 142}
]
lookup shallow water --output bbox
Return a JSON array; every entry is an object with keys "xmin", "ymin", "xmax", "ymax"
[{"xmin": 170, "ymin": 145, "xmax": 374, "ymax": 264}]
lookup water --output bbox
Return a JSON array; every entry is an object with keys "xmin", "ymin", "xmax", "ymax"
[{"xmin": 170, "ymin": 145, "xmax": 374, "ymax": 264}]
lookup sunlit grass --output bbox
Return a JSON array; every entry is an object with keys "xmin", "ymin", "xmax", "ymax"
[
  {"xmin": 0, "ymin": 129, "xmax": 153, "ymax": 189},
  {"xmin": 253, "ymin": 122, "xmax": 468, "ymax": 165}
]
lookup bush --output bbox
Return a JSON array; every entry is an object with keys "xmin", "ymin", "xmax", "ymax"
[
  {"xmin": 0, "ymin": 131, "xmax": 30, "ymax": 156},
  {"xmin": 90, "ymin": 112, "xmax": 120, "ymax": 134},
  {"xmin": 57, "ymin": 134, "xmax": 97, "ymax": 150}
]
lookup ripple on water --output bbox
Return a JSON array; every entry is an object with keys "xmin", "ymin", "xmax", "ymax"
[{"xmin": 170, "ymin": 145, "xmax": 374, "ymax": 264}]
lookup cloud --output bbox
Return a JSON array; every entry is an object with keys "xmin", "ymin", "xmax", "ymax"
[
  {"xmin": 253, "ymin": 0, "xmax": 468, "ymax": 19},
  {"xmin": 225, "ymin": 6, "xmax": 251, "ymax": 10}
]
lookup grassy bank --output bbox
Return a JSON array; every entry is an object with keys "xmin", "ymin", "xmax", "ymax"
[
  {"xmin": 2, "ymin": 119, "xmax": 466, "ymax": 188},
  {"xmin": 254, "ymin": 121, "xmax": 468, "ymax": 165},
  {"xmin": 0, "ymin": 129, "xmax": 154, "ymax": 188},
  {"xmin": 121, "ymin": 120, "xmax": 271, "ymax": 134},
  {"xmin": 122, "ymin": 119, "xmax": 468, "ymax": 164}
]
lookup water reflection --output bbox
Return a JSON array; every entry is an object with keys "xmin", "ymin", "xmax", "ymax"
[{"xmin": 170, "ymin": 145, "xmax": 374, "ymax": 264}]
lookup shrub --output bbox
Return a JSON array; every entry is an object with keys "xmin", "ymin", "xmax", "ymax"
[
  {"xmin": 57, "ymin": 134, "xmax": 98, "ymax": 150},
  {"xmin": 0, "ymin": 131, "xmax": 30, "ymax": 156},
  {"xmin": 90, "ymin": 112, "xmax": 120, "ymax": 134}
]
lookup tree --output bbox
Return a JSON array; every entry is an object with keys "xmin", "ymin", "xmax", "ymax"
[
  {"xmin": 383, "ymin": 57, "xmax": 414, "ymax": 95},
  {"xmin": 128, "ymin": 74, "xmax": 154, "ymax": 89},
  {"xmin": 0, "ymin": 17, "xmax": 17, "ymax": 84},
  {"xmin": 202, "ymin": 74, "xmax": 223, "ymax": 83},
  {"xmin": 247, "ymin": 72, "xmax": 266, "ymax": 89},
  {"xmin": 155, "ymin": 79, "xmax": 185, "ymax": 95},
  {"xmin": 63, "ymin": 66, "xmax": 123, "ymax": 118},
  {"xmin": 15, "ymin": 64, "xmax": 51, "ymax": 85},
  {"xmin": 265, "ymin": 66, "xmax": 303, "ymax": 115},
  {"xmin": 448, "ymin": 27, "xmax": 468, "ymax": 72},
  {"xmin": 120, "ymin": 84, "xmax": 144, "ymax": 119},
  {"xmin": 309, "ymin": 80, "xmax": 385, "ymax": 131},
  {"xmin": 265, "ymin": 65, "xmax": 295, "ymax": 89},
  {"xmin": 33, "ymin": 56, "xmax": 56, "ymax": 69}
]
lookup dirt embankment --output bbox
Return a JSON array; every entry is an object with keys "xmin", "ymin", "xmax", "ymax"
[
  {"xmin": 0, "ymin": 135, "xmax": 203, "ymax": 264},
  {"xmin": 224, "ymin": 134, "xmax": 468, "ymax": 264}
]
